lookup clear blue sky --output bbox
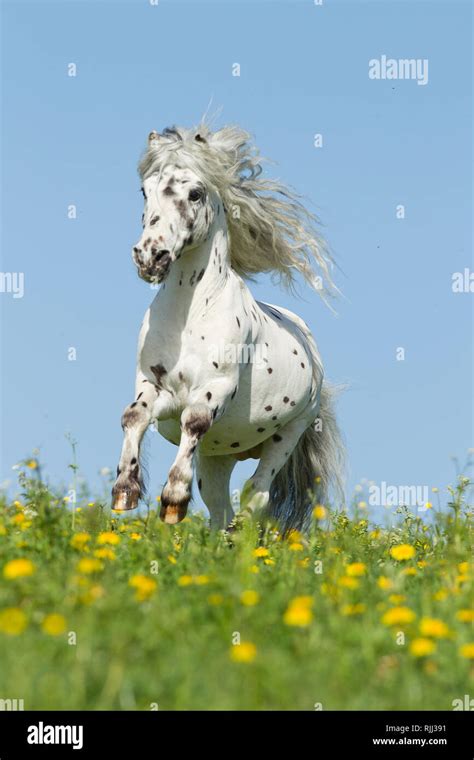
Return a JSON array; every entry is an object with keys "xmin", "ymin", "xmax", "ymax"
[{"xmin": 1, "ymin": 0, "xmax": 472, "ymax": 516}]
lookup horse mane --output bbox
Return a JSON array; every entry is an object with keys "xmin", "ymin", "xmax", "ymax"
[{"xmin": 138, "ymin": 122, "xmax": 338, "ymax": 300}]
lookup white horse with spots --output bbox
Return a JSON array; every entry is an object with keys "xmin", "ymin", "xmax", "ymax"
[{"xmin": 112, "ymin": 124, "xmax": 344, "ymax": 532}]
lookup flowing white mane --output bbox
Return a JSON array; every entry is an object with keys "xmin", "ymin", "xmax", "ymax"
[{"xmin": 138, "ymin": 123, "xmax": 338, "ymax": 299}]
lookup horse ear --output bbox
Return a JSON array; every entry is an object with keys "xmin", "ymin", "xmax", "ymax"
[
  {"xmin": 195, "ymin": 133, "xmax": 207, "ymax": 144},
  {"xmin": 148, "ymin": 130, "xmax": 161, "ymax": 145}
]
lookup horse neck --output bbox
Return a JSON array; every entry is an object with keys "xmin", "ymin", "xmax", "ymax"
[{"xmin": 158, "ymin": 217, "xmax": 231, "ymax": 323}]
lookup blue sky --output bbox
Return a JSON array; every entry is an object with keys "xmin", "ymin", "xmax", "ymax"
[{"xmin": 1, "ymin": 0, "xmax": 472, "ymax": 517}]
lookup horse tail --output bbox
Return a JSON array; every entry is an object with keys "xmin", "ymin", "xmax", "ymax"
[{"xmin": 267, "ymin": 381, "xmax": 345, "ymax": 534}]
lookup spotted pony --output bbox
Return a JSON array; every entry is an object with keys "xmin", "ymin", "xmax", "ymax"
[{"xmin": 112, "ymin": 123, "xmax": 344, "ymax": 532}]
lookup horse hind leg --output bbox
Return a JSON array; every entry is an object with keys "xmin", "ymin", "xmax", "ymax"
[
  {"xmin": 236, "ymin": 417, "xmax": 310, "ymax": 528},
  {"xmin": 195, "ymin": 453, "xmax": 237, "ymax": 530}
]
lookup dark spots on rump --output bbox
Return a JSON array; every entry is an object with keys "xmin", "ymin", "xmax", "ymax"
[
  {"xmin": 212, "ymin": 362, "xmax": 218, "ymax": 369},
  {"xmin": 206, "ymin": 391, "xmax": 212, "ymax": 401},
  {"xmin": 273, "ymin": 434, "xmax": 282, "ymax": 442},
  {"xmin": 257, "ymin": 427, "xmax": 265, "ymax": 433},
  {"xmin": 236, "ymin": 316, "xmax": 240, "ymax": 328},
  {"xmin": 265, "ymin": 405, "xmax": 272, "ymax": 412},
  {"xmin": 283, "ymin": 396, "xmax": 289, "ymax": 403},
  {"xmin": 301, "ymin": 363, "xmax": 305, "ymax": 369},
  {"xmin": 267, "ymin": 368, "xmax": 273, "ymax": 374},
  {"xmin": 150, "ymin": 215, "xmax": 160, "ymax": 226},
  {"xmin": 197, "ymin": 268, "xmax": 205, "ymax": 282},
  {"xmin": 230, "ymin": 442, "xmax": 240, "ymax": 448}
]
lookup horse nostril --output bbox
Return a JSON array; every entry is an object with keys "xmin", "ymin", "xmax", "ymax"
[{"xmin": 152, "ymin": 249, "xmax": 170, "ymax": 262}]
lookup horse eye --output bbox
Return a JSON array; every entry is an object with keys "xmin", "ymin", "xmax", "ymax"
[{"xmin": 188, "ymin": 187, "xmax": 203, "ymax": 202}]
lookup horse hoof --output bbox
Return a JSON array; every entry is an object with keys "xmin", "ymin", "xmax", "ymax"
[
  {"xmin": 112, "ymin": 490, "xmax": 139, "ymax": 512},
  {"xmin": 160, "ymin": 504, "xmax": 187, "ymax": 524}
]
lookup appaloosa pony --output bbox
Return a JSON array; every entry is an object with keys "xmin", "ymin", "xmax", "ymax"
[{"xmin": 112, "ymin": 123, "xmax": 344, "ymax": 532}]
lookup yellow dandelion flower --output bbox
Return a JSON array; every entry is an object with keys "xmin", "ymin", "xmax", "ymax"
[
  {"xmin": 346, "ymin": 562, "xmax": 366, "ymax": 577},
  {"xmin": 264, "ymin": 558, "xmax": 275, "ymax": 566},
  {"xmin": 458, "ymin": 562, "xmax": 470, "ymax": 575},
  {"xmin": 456, "ymin": 609, "xmax": 474, "ymax": 623},
  {"xmin": 97, "ymin": 531, "xmax": 120, "ymax": 546},
  {"xmin": 283, "ymin": 596, "xmax": 314, "ymax": 627},
  {"xmin": 12, "ymin": 513, "xmax": 27, "ymax": 525},
  {"xmin": 178, "ymin": 575, "xmax": 194, "ymax": 587},
  {"xmin": 298, "ymin": 557, "xmax": 310, "ymax": 568},
  {"xmin": 390, "ymin": 544, "xmax": 416, "ymax": 561},
  {"xmin": 230, "ymin": 641, "xmax": 256, "ymax": 663},
  {"xmin": 402, "ymin": 567, "xmax": 418, "ymax": 576},
  {"xmin": 3, "ymin": 558, "xmax": 36, "ymax": 579},
  {"xmin": 208, "ymin": 593, "xmax": 224, "ymax": 606},
  {"xmin": 250, "ymin": 564, "xmax": 260, "ymax": 574},
  {"xmin": 313, "ymin": 505, "xmax": 327, "ymax": 520},
  {"xmin": 341, "ymin": 603, "xmax": 366, "ymax": 616},
  {"xmin": 129, "ymin": 532, "xmax": 142, "ymax": 541},
  {"xmin": 128, "ymin": 574, "xmax": 157, "ymax": 601},
  {"xmin": 419, "ymin": 618, "xmax": 451, "ymax": 639},
  {"xmin": 410, "ymin": 638, "xmax": 436, "ymax": 657},
  {"xmin": 26, "ymin": 460, "xmax": 37, "ymax": 470},
  {"xmin": 288, "ymin": 530, "xmax": 303, "ymax": 543},
  {"xmin": 0, "ymin": 607, "xmax": 28, "ymax": 635},
  {"xmin": 41, "ymin": 614, "xmax": 67, "ymax": 636},
  {"xmin": 338, "ymin": 576, "xmax": 359, "ymax": 589},
  {"xmin": 79, "ymin": 584, "xmax": 105, "ymax": 605},
  {"xmin": 0, "ymin": 524, "xmax": 6, "ymax": 536},
  {"xmin": 240, "ymin": 590, "xmax": 260, "ymax": 606},
  {"xmin": 377, "ymin": 576, "xmax": 393, "ymax": 590},
  {"xmin": 289, "ymin": 542, "xmax": 304, "ymax": 552},
  {"xmin": 253, "ymin": 547, "xmax": 269, "ymax": 558},
  {"xmin": 417, "ymin": 560, "xmax": 427, "ymax": 569},
  {"xmin": 389, "ymin": 594, "xmax": 406, "ymax": 604},
  {"xmin": 381, "ymin": 606, "xmax": 416, "ymax": 626},
  {"xmin": 357, "ymin": 501, "xmax": 367, "ymax": 509},
  {"xmin": 194, "ymin": 575, "xmax": 210, "ymax": 585},
  {"xmin": 13, "ymin": 500, "xmax": 23, "ymax": 509},
  {"xmin": 370, "ymin": 529, "xmax": 381, "ymax": 540},
  {"xmin": 70, "ymin": 532, "xmax": 91, "ymax": 550},
  {"xmin": 93, "ymin": 547, "xmax": 116, "ymax": 561},
  {"xmin": 459, "ymin": 643, "xmax": 474, "ymax": 659},
  {"xmin": 167, "ymin": 554, "xmax": 177, "ymax": 564},
  {"xmin": 433, "ymin": 589, "xmax": 448, "ymax": 601},
  {"xmin": 77, "ymin": 558, "xmax": 103, "ymax": 574}
]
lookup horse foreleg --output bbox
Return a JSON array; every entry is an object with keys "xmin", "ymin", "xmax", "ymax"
[
  {"xmin": 160, "ymin": 404, "xmax": 213, "ymax": 524},
  {"xmin": 111, "ymin": 378, "xmax": 158, "ymax": 511},
  {"xmin": 196, "ymin": 453, "xmax": 237, "ymax": 530}
]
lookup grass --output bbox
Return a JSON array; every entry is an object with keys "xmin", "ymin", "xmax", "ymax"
[{"xmin": 0, "ymin": 459, "xmax": 472, "ymax": 710}]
